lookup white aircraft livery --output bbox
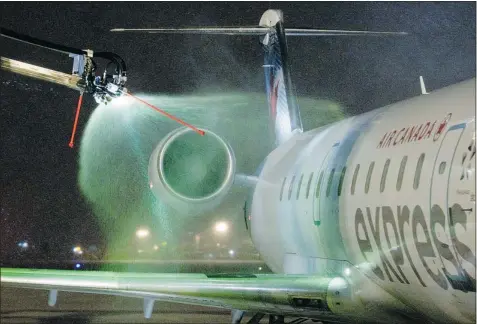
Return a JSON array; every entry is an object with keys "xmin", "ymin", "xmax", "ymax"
[{"xmin": 2, "ymin": 9, "xmax": 475, "ymax": 324}]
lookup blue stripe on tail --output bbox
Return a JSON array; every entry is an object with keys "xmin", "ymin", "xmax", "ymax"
[{"xmin": 261, "ymin": 12, "xmax": 303, "ymax": 147}]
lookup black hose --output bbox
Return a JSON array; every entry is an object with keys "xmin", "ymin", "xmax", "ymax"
[
  {"xmin": 1, "ymin": 26, "xmax": 127, "ymax": 94},
  {"xmin": 1, "ymin": 28, "xmax": 127, "ymax": 74},
  {"xmin": 94, "ymin": 51, "xmax": 127, "ymax": 73},
  {"xmin": 1, "ymin": 27, "xmax": 87, "ymax": 55}
]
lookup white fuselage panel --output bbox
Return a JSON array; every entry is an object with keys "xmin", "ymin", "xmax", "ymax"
[{"xmin": 251, "ymin": 79, "xmax": 476, "ymax": 323}]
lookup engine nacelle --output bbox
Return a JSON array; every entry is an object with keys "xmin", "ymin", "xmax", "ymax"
[{"xmin": 148, "ymin": 127, "xmax": 236, "ymax": 215}]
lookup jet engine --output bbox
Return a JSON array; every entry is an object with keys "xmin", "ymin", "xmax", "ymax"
[{"xmin": 148, "ymin": 127, "xmax": 236, "ymax": 215}]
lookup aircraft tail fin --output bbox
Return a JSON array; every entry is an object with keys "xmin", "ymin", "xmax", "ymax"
[{"xmin": 259, "ymin": 10, "xmax": 302, "ymax": 146}]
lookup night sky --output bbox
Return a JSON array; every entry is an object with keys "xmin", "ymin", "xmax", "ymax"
[{"xmin": 0, "ymin": 2, "xmax": 475, "ymax": 261}]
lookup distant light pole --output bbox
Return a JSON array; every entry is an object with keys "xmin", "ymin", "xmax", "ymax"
[{"xmin": 195, "ymin": 234, "xmax": 201, "ymax": 250}]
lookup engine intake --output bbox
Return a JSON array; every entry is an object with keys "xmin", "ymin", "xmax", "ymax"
[{"xmin": 148, "ymin": 127, "xmax": 236, "ymax": 215}]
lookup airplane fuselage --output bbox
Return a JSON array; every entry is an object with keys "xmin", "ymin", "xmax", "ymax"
[{"xmin": 249, "ymin": 79, "xmax": 476, "ymax": 323}]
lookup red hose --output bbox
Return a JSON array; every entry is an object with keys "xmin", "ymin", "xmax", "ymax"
[
  {"xmin": 125, "ymin": 92, "xmax": 205, "ymax": 136},
  {"xmin": 68, "ymin": 93, "xmax": 83, "ymax": 148}
]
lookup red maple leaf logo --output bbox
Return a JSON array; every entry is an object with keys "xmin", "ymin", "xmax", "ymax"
[{"xmin": 433, "ymin": 113, "xmax": 452, "ymax": 142}]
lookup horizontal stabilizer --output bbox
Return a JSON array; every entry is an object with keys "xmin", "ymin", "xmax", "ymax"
[{"xmin": 110, "ymin": 27, "xmax": 407, "ymax": 36}]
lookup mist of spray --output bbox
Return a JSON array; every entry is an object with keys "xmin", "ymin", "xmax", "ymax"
[{"xmin": 78, "ymin": 91, "xmax": 345, "ymax": 262}]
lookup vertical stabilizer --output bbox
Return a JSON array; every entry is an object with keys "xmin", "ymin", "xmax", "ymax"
[{"xmin": 260, "ymin": 10, "xmax": 303, "ymax": 147}]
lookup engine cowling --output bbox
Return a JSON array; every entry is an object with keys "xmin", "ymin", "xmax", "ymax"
[{"xmin": 148, "ymin": 127, "xmax": 236, "ymax": 215}]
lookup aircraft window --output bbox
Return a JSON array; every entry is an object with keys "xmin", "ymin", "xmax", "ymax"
[
  {"xmin": 338, "ymin": 166, "xmax": 347, "ymax": 196},
  {"xmin": 288, "ymin": 175, "xmax": 296, "ymax": 200},
  {"xmin": 315, "ymin": 171, "xmax": 324, "ymax": 198},
  {"xmin": 305, "ymin": 172, "xmax": 314, "ymax": 199},
  {"xmin": 413, "ymin": 154, "xmax": 425, "ymax": 190},
  {"xmin": 439, "ymin": 161, "xmax": 446, "ymax": 174},
  {"xmin": 279, "ymin": 177, "xmax": 287, "ymax": 201},
  {"xmin": 365, "ymin": 162, "xmax": 375, "ymax": 194},
  {"xmin": 326, "ymin": 168, "xmax": 336, "ymax": 197},
  {"xmin": 296, "ymin": 174, "xmax": 304, "ymax": 200},
  {"xmin": 351, "ymin": 164, "xmax": 360, "ymax": 195},
  {"xmin": 380, "ymin": 159, "xmax": 391, "ymax": 193},
  {"xmin": 396, "ymin": 156, "xmax": 407, "ymax": 191}
]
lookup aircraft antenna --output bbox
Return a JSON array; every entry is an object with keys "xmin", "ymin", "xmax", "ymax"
[{"xmin": 420, "ymin": 76, "xmax": 430, "ymax": 95}]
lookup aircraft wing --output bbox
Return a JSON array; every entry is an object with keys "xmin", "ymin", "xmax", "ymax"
[{"xmin": 1, "ymin": 267, "xmax": 363, "ymax": 323}]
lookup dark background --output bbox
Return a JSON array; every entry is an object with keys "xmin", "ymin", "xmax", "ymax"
[{"xmin": 1, "ymin": 2, "xmax": 475, "ymax": 261}]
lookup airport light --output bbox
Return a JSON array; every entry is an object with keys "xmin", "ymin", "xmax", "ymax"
[
  {"xmin": 136, "ymin": 228, "xmax": 150, "ymax": 239},
  {"xmin": 153, "ymin": 244, "xmax": 159, "ymax": 251},
  {"xmin": 73, "ymin": 246, "xmax": 83, "ymax": 255},
  {"xmin": 18, "ymin": 241, "xmax": 28, "ymax": 249},
  {"xmin": 344, "ymin": 268, "xmax": 351, "ymax": 276},
  {"xmin": 214, "ymin": 221, "xmax": 229, "ymax": 234},
  {"xmin": 228, "ymin": 249, "xmax": 235, "ymax": 257}
]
